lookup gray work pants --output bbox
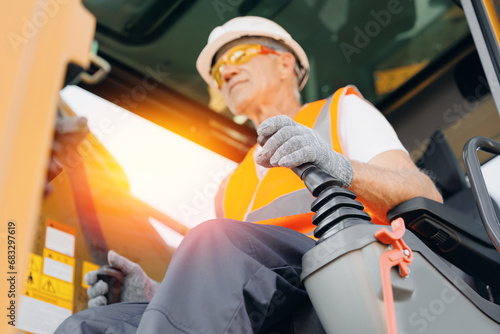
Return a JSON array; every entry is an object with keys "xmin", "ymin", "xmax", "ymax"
[{"xmin": 56, "ymin": 219, "xmax": 324, "ymax": 333}]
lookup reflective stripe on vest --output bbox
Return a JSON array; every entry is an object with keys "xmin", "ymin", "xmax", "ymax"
[{"xmin": 218, "ymin": 86, "xmax": 370, "ymax": 233}]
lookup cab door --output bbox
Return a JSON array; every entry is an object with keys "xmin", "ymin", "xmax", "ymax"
[
  {"xmin": 1, "ymin": 1, "xmax": 95, "ymax": 333},
  {"xmin": 462, "ymin": 0, "xmax": 500, "ymax": 117}
]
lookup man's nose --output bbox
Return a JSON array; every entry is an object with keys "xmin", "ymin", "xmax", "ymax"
[{"xmin": 221, "ymin": 64, "xmax": 240, "ymax": 84}]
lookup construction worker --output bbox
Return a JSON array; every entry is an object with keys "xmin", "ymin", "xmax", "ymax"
[{"xmin": 56, "ymin": 16, "xmax": 442, "ymax": 333}]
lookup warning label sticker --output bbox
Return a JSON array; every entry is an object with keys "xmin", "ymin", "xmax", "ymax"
[
  {"xmin": 24, "ymin": 253, "xmax": 42, "ymax": 291},
  {"xmin": 23, "ymin": 289, "xmax": 73, "ymax": 311},
  {"xmin": 82, "ymin": 261, "xmax": 100, "ymax": 289},
  {"xmin": 43, "ymin": 257, "xmax": 74, "ymax": 283},
  {"xmin": 19, "ymin": 219, "xmax": 78, "ymax": 332},
  {"xmin": 40, "ymin": 274, "xmax": 74, "ymax": 302},
  {"xmin": 17, "ymin": 295, "xmax": 72, "ymax": 334},
  {"xmin": 43, "ymin": 248, "xmax": 76, "ymax": 268},
  {"xmin": 45, "ymin": 219, "xmax": 76, "ymax": 257},
  {"xmin": 42, "ymin": 248, "xmax": 76, "ymax": 284},
  {"xmin": 23, "ymin": 252, "xmax": 75, "ymax": 306}
]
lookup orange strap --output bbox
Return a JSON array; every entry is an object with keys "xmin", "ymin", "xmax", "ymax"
[
  {"xmin": 329, "ymin": 87, "xmax": 344, "ymax": 154},
  {"xmin": 374, "ymin": 218, "xmax": 413, "ymax": 334}
]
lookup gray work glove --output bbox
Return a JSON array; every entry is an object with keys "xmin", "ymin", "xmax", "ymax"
[
  {"xmin": 256, "ymin": 115, "xmax": 354, "ymax": 188},
  {"xmin": 84, "ymin": 250, "xmax": 160, "ymax": 308}
]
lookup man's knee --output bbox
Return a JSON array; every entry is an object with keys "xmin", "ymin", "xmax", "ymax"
[
  {"xmin": 55, "ymin": 302, "xmax": 147, "ymax": 334},
  {"xmin": 185, "ymin": 218, "xmax": 242, "ymax": 242},
  {"xmin": 55, "ymin": 307, "xmax": 103, "ymax": 334},
  {"xmin": 179, "ymin": 219, "xmax": 260, "ymax": 256}
]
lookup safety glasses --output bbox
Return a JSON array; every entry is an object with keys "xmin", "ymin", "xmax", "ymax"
[{"xmin": 211, "ymin": 44, "xmax": 280, "ymax": 89}]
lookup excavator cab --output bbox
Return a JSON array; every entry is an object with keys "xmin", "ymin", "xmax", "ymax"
[{"xmin": 2, "ymin": 0, "xmax": 500, "ymax": 333}]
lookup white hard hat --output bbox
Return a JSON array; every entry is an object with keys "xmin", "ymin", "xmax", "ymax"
[{"xmin": 196, "ymin": 16, "xmax": 309, "ymax": 90}]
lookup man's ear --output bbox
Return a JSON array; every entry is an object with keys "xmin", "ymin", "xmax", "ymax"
[{"xmin": 277, "ymin": 52, "xmax": 297, "ymax": 81}]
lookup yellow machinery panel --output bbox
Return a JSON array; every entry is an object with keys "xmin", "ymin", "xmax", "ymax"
[{"xmin": 0, "ymin": 1, "xmax": 95, "ymax": 333}]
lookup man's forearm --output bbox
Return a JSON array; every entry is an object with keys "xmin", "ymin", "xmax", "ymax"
[{"xmin": 349, "ymin": 160, "xmax": 443, "ymax": 222}]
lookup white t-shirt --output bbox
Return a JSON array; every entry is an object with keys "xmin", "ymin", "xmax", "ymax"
[
  {"xmin": 338, "ymin": 94, "xmax": 408, "ymax": 163},
  {"xmin": 253, "ymin": 94, "xmax": 408, "ymax": 177}
]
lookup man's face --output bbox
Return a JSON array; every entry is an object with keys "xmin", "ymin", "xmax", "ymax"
[{"xmin": 214, "ymin": 46, "xmax": 282, "ymax": 121}]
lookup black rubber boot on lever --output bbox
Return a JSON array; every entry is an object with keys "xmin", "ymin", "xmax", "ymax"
[{"xmin": 292, "ymin": 163, "xmax": 372, "ymax": 243}]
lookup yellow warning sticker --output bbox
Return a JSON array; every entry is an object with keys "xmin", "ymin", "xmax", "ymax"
[
  {"xmin": 24, "ymin": 289, "xmax": 73, "ymax": 311},
  {"xmin": 19, "ymin": 220, "xmax": 78, "ymax": 316},
  {"xmin": 43, "ymin": 248, "xmax": 76, "ymax": 267},
  {"xmin": 25, "ymin": 253, "xmax": 42, "ymax": 291},
  {"xmin": 82, "ymin": 261, "xmax": 100, "ymax": 289},
  {"xmin": 45, "ymin": 218, "xmax": 76, "ymax": 257},
  {"xmin": 43, "ymin": 248, "xmax": 75, "ymax": 283},
  {"xmin": 40, "ymin": 274, "xmax": 74, "ymax": 302}
]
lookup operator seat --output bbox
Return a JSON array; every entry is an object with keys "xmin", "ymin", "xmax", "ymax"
[
  {"xmin": 389, "ymin": 129, "xmax": 500, "ymax": 298},
  {"xmin": 415, "ymin": 129, "xmax": 500, "ymax": 224}
]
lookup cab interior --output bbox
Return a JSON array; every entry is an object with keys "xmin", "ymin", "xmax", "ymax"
[{"xmin": 11, "ymin": 0, "xmax": 500, "ymax": 332}]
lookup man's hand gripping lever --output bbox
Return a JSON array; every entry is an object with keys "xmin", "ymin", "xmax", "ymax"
[
  {"xmin": 274, "ymin": 121, "xmax": 411, "ymax": 334},
  {"xmin": 255, "ymin": 115, "xmax": 354, "ymax": 189},
  {"xmin": 84, "ymin": 250, "xmax": 159, "ymax": 308},
  {"xmin": 255, "ymin": 115, "xmax": 370, "ymax": 241}
]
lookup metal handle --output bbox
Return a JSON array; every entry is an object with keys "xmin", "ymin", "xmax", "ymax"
[
  {"xmin": 463, "ymin": 136, "xmax": 500, "ymax": 253},
  {"xmin": 79, "ymin": 53, "xmax": 111, "ymax": 85}
]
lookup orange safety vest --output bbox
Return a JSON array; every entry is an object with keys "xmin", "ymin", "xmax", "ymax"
[{"xmin": 215, "ymin": 86, "xmax": 382, "ymax": 234}]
